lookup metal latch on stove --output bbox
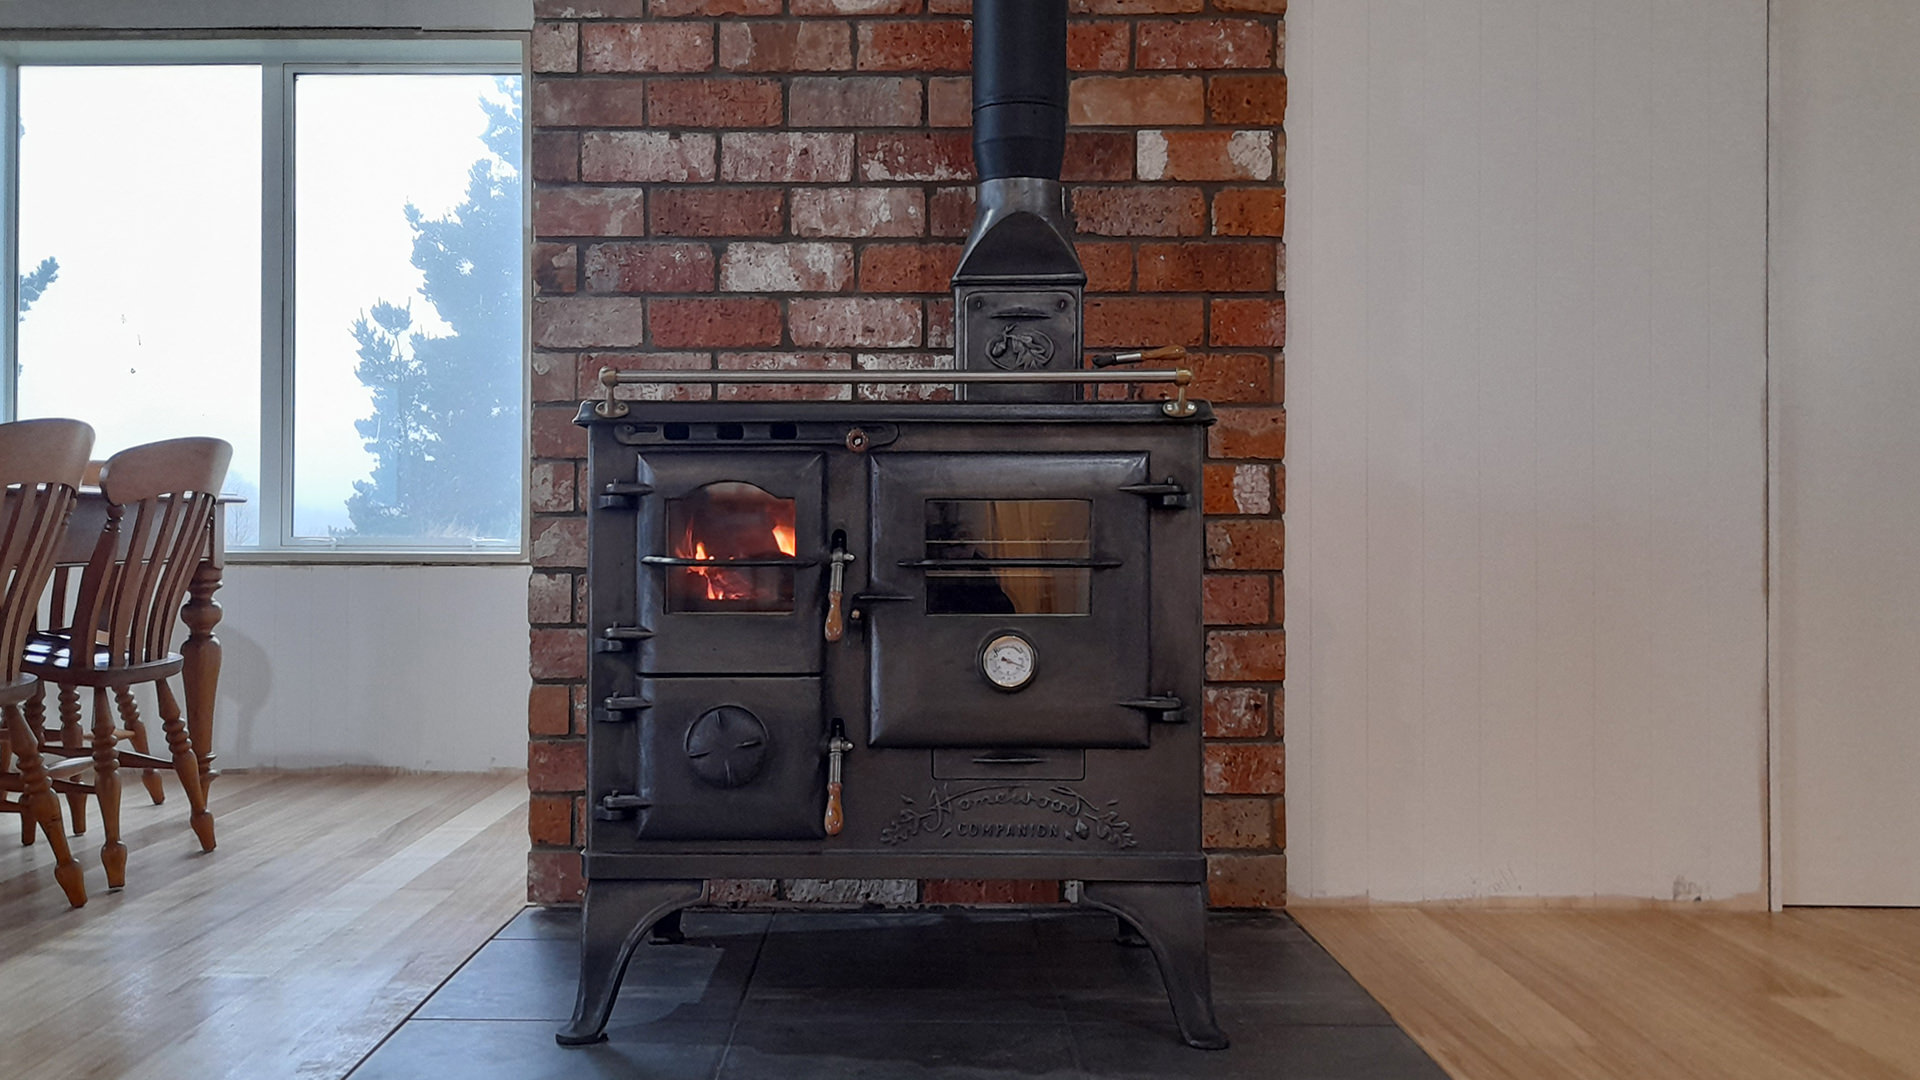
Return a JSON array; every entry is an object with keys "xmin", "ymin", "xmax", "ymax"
[{"xmin": 1120, "ymin": 478, "xmax": 1193, "ymax": 510}]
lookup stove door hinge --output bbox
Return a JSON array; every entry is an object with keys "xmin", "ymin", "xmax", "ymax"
[
  {"xmin": 1119, "ymin": 479, "xmax": 1193, "ymax": 511},
  {"xmin": 597, "ymin": 480, "xmax": 655, "ymax": 510},
  {"xmin": 594, "ymin": 626, "xmax": 655, "ymax": 653},
  {"xmin": 601, "ymin": 695, "xmax": 653, "ymax": 721},
  {"xmin": 594, "ymin": 792, "xmax": 651, "ymax": 820},
  {"xmin": 1118, "ymin": 695, "xmax": 1186, "ymax": 723}
]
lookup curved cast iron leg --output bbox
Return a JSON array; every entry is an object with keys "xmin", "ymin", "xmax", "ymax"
[
  {"xmin": 1081, "ymin": 881, "xmax": 1229, "ymax": 1050},
  {"xmin": 557, "ymin": 879, "xmax": 706, "ymax": 1046}
]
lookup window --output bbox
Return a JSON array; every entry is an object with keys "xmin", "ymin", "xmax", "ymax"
[{"xmin": 2, "ymin": 40, "xmax": 526, "ymax": 556}]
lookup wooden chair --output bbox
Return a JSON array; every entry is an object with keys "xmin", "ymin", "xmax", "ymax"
[
  {"xmin": 24, "ymin": 436, "xmax": 231, "ymax": 890},
  {"xmin": 0, "ymin": 418, "xmax": 94, "ymax": 907}
]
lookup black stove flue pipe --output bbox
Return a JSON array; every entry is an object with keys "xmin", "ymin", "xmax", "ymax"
[{"xmin": 971, "ymin": 0, "xmax": 1069, "ymax": 181}]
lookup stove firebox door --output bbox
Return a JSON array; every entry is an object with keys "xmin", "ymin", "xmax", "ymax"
[
  {"xmin": 866, "ymin": 452, "xmax": 1153, "ymax": 748},
  {"xmin": 634, "ymin": 452, "xmax": 826, "ymax": 675},
  {"xmin": 634, "ymin": 676, "xmax": 827, "ymax": 841}
]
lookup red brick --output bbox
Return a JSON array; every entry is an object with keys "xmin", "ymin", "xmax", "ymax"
[
  {"xmin": 1214, "ymin": 0, "xmax": 1288, "ymax": 10},
  {"xmin": 580, "ymin": 131, "xmax": 716, "ymax": 183},
  {"xmin": 529, "ymin": 683, "xmax": 572, "ymax": 737},
  {"xmin": 1084, "ymin": 296, "xmax": 1205, "ymax": 348},
  {"xmin": 1060, "ymin": 131, "xmax": 1134, "ymax": 181},
  {"xmin": 927, "ymin": 0, "xmax": 971, "ymax": 10},
  {"xmin": 530, "ymin": 792, "xmax": 573, "ymax": 846},
  {"xmin": 1068, "ymin": 76, "xmax": 1204, "ymax": 126},
  {"xmin": 857, "ymin": 20, "xmax": 970, "ymax": 71},
  {"xmin": 1207, "ymin": 519, "xmax": 1283, "ymax": 570},
  {"xmin": 586, "ymin": 352, "xmax": 718, "ymax": 403},
  {"xmin": 791, "ymin": 187, "xmax": 926, "ymax": 237},
  {"xmin": 1209, "ymin": 73, "xmax": 1288, "ymax": 125},
  {"xmin": 529, "ymin": 571, "xmax": 574, "ymax": 624},
  {"xmin": 1274, "ymin": 797, "xmax": 1286, "ymax": 851},
  {"xmin": 929, "ymin": 186, "xmax": 975, "ymax": 236},
  {"xmin": 1203, "ymin": 686, "xmax": 1269, "ymax": 738},
  {"xmin": 792, "ymin": 0, "xmax": 920, "ymax": 12},
  {"xmin": 1171, "ymin": 353, "xmax": 1272, "ymax": 403},
  {"xmin": 790, "ymin": 76, "xmax": 922, "ymax": 127},
  {"xmin": 650, "ymin": 188, "xmax": 784, "ymax": 237},
  {"xmin": 721, "ymin": 132, "xmax": 855, "ymax": 182},
  {"xmin": 527, "ymin": 849, "xmax": 584, "ymax": 906},
  {"xmin": 716, "ymin": 351, "xmax": 853, "ymax": 401},
  {"xmin": 1203, "ymin": 462, "xmax": 1273, "ymax": 514},
  {"xmin": 530, "ymin": 461, "xmax": 576, "ymax": 513},
  {"xmin": 1206, "ymin": 630, "xmax": 1286, "ymax": 682},
  {"xmin": 1136, "ymin": 19, "xmax": 1274, "ymax": 70},
  {"xmin": 1213, "ymin": 188, "xmax": 1286, "ymax": 237},
  {"xmin": 719, "ymin": 21, "xmax": 853, "ymax": 71},
  {"xmin": 581, "ymin": 22, "xmax": 713, "ymax": 72},
  {"xmin": 584, "ymin": 242, "xmax": 716, "ymax": 294},
  {"xmin": 534, "ymin": 187, "xmax": 644, "ymax": 237},
  {"xmin": 927, "ymin": 76, "xmax": 970, "ymax": 127},
  {"xmin": 1207, "ymin": 853, "xmax": 1286, "ymax": 909},
  {"xmin": 531, "ymin": 352, "xmax": 577, "ymax": 404},
  {"xmin": 1203, "ymin": 798, "xmax": 1276, "ymax": 849},
  {"xmin": 1204, "ymin": 574, "xmax": 1270, "ymax": 625},
  {"xmin": 926, "ymin": 298, "xmax": 955, "ymax": 347},
  {"xmin": 1077, "ymin": 242, "xmax": 1132, "ymax": 292},
  {"xmin": 1072, "ymin": 186, "xmax": 1204, "ymax": 237},
  {"xmin": 532, "ymin": 132, "xmax": 579, "ymax": 182},
  {"xmin": 1139, "ymin": 129, "xmax": 1274, "ymax": 181},
  {"xmin": 922, "ymin": 880, "xmax": 1063, "ymax": 904},
  {"xmin": 648, "ymin": 0, "xmax": 780, "ymax": 13},
  {"xmin": 1068, "ymin": 22, "xmax": 1130, "ymax": 71},
  {"xmin": 532, "ymin": 22, "xmax": 578, "ymax": 73},
  {"xmin": 534, "ymin": 405, "xmax": 588, "ymax": 459},
  {"xmin": 1211, "ymin": 299, "xmax": 1286, "ymax": 347},
  {"xmin": 857, "ymin": 243, "xmax": 961, "ymax": 294},
  {"xmin": 530, "ymin": 628, "xmax": 589, "ymax": 681},
  {"xmin": 647, "ymin": 78, "xmax": 783, "ymax": 127},
  {"xmin": 571, "ymin": 685, "xmax": 590, "ymax": 732},
  {"xmin": 1068, "ymin": 0, "xmax": 1200, "ymax": 11},
  {"xmin": 533, "ymin": 78, "xmax": 648, "ymax": 127},
  {"xmin": 1208, "ymin": 406, "xmax": 1285, "ymax": 459},
  {"xmin": 790, "ymin": 297, "xmax": 922, "ymax": 348},
  {"xmin": 1137, "ymin": 242, "xmax": 1274, "ymax": 292},
  {"xmin": 533, "ymin": 296, "xmax": 647, "ymax": 349},
  {"xmin": 533, "ymin": 242, "xmax": 578, "ymax": 295},
  {"xmin": 530, "ymin": 515, "xmax": 588, "ymax": 567},
  {"xmin": 859, "ymin": 132, "xmax": 974, "ymax": 182},
  {"xmin": 650, "ymin": 298, "xmax": 784, "ymax": 347},
  {"xmin": 720, "ymin": 242, "xmax": 855, "ymax": 292},
  {"xmin": 1204, "ymin": 743, "xmax": 1284, "ymax": 795},
  {"xmin": 853, "ymin": 351, "xmax": 957, "ymax": 402}
]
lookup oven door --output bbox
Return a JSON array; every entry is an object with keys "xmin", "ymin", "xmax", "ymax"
[
  {"xmin": 864, "ymin": 452, "xmax": 1153, "ymax": 748},
  {"xmin": 632, "ymin": 451, "xmax": 826, "ymax": 675}
]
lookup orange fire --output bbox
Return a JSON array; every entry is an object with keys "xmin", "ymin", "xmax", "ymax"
[{"xmin": 771, "ymin": 524, "xmax": 796, "ymax": 557}]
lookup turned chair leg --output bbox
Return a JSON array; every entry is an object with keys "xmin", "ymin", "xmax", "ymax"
[
  {"xmin": 57, "ymin": 684, "xmax": 87, "ymax": 835},
  {"xmin": 116, "ymin": 687, "xmax": 166, "ymax": 805},
  {"xmin": 156, "ymin": 679, "xmax": 213, "ymax": 852},
  {"xmin": 90, "ymin": 687, "xmax": 126, "ymax": 889},
  {"xmin": 5, "ymin": 703, "xmax": 84, "ymax": 907}
]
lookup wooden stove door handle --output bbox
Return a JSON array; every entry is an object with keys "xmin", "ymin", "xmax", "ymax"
[
  {"xmin": 824, "ymin": 721, "xmax": 852, "ymax": 836},
  {"xmin": 824, "ymin": 547, "xmax": 854, "ymax": 643},
  {"xmin": 824, "ymin": 781, "xmax": 845, "ymax": 836}
]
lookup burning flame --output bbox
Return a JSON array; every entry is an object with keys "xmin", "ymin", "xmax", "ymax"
[{"xmin": 772, "ymin": 524, "xmax": 796, "ymax": 557}]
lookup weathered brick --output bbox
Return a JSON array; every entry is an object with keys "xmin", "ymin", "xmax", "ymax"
[
  {"xmin": 783, "ymin": 879, "xmax": 918, "ymax": 904},
  {"xmin": 1072, "ymin": 186, "xmax": 1205, "ymax": 237},
  {"xmin": 922, "ymin": 880, "xmax": 1063, "ymax": 904},
  {"xmin": 650, "ymin": 298, "xmax": 784, "ymax": 347},
  {"xmin": 530, "ymin": 515, "xmax": 588, "ymax": 567},
  {"xmin": 929, "ymin": 186, "xmax": 975, "ymax": 236},
  {"xmin": 1174, "ymin": 353, "xmax": 1272, "ymax": 403},
  {"xmin": 648, "ymin": 0, "xmax": 781, "ymax": 14},
  {"xmin": 530, "ymin": 461, "xmax": 577, "ymax": 513},
  {"xmin": 583, "ymin": 242, "xmax": 716, "ymax": 294},
  {"xmin": 1206, "ymin": 630, "xmax": 1286, "ymax": 682},
  {"xmin": 1204, "ymin": 743, "xmax": 1284, "ymax": 795},
  {"xmin": 1060, "ymin": 131, "xmax": 1134, "ymax": 182},
  {"xmin": 926, "ymin": 298, "xmax": 955, "ymax": 347},
  {"xmin": 791, "ymin": 187, "xmax": 926, "ymax": 237},
  {"xmin": 1209, "ymin": 73, "xmax": 1288, "ymax": 125},
  {"xmin": 531, "ymin": 131, "xmax": 579, "ymax": 182},
  {"xmin": 717, "ymin": 351, "xmax": 853, "ymax": 401},
  {"xmin": 650, "ymin": 188, "xmax": 784, "ymax": 237},
  {"xmin": 1204, "ymin": 798, "xmax": 1276, "ymax": 849},
  {"xmin": 532, "ymin": 296, "xmax": 647, "ymax": 349},
  {"xmin": 530, "ymin": 793, "xmax": 573, "ymax": 846},
  {"xmin": 533, "ymin": 78, "xmax": 648, "ymax": 127},
  {"xmin": 1083, "ymin": 296, "xmax": 1205, "ymax": 347},
  {"xmin": 1068, "ymin": 21, "xmax": 1131, "ymax": 70},
  {"xmin": 533, "ymin": 242, "xmax": 578, "ymax": 295},
  {"xmin": 721, "ymin": 132, "xmax": 856, "ymax": 182},
  {"xmin": 719, "ymin": 21, "xmax": 853, "ymax": 72},
  {"xmin": 1203, "ymin": 463, "xmax": 1273, "ymax": 515},
  {"xmin": 1207, "ymin": 519, "xmax": 1284, "ymax": 570},
  {"xmin": 708, "ymin": 879, "xmax": 780, "ymax": 905},
  {"xmin": 1211, "ymin": 298, "xmax": 1286, "ymax": 347},
  {"xmin": 1138, "ymin": 129, "xmax": 1274, "ymax": 181},
  {"xmin": 856, "ymin": 243, "xmax": 961, "ymax": 294},
  {"xmin": 527, "ymin": 849, "xmax": 584, "ymax": 906},
  {"xmin": 532, "ymin": 404, "xmax": 588, "ymax": 459},
  {"xmin": 927, "ymin": 76, "xmax": 970, "ymax": 127},
  {"xmin": 529, "ymin": 737, "xmax": 586, "ymax": 792},
  {"xmin": 580, "ymin": 131, "xmax": 716, "ymax": 183},
  {"xmin": 529, "ymin": 683, "xmax": 572, "ymax": 738},
  {"xmin": 1208, "ymin": 853, "xmax": 1286, "ymax": 909},
  {"xmin": 530, "ymin": 628, "xmax": 589, "ymax": 681},
  {"xmin": 1136, "ymin": 19, "xmax": 1274, "ymax": 70},
  {"xmin": 1213, "ymin": 0, "xmax": 1288, "ymax": 11},
  {"xmin": 859, "ymin": 132, "xmax": 974, "ymax": 182},
  {"xmin": 1208, "ymin": 406, "xmax": 1285, "ymax": 459},
  {"xmin": 792, "ymin": 0, "xmax": 920, "ymax": 13},
  {"xmin": 720, "ymin": 242, "xmax": 855, "ymax": 292},
  {"xmin": 1203, "ymin": 686, "xmax": 1270, "ymax": 739},
  {"xmin": 581, "ymin": 22, "xmax": 713, "ymax": 72},
  {"xmin": 857, "ymin": 20, "xmax": 970, "ymax": 71},
  {"xmin": 1068, "ymin": 76, "xmax": 1205, "ymax": 126},
  {"xmin": 529, "ymin": 571, "xmax": 574, "ymax": 624},
  {"xmin": 531, "ymin": 351, "xmax": 577, "ymax": 404},
  {"xmin": 1213, "ymin": 188, "xmax": 1286, "ymax": 236},
  {"xmin": 1068, "ymin": 0, "xmax": 1201, "ymax": 12},
  {"xmin": 1077, "ymin": 242, "xmax": 1133, "ymax": 292},
  {"xmin": 854, "ymin": 351, "xmax": 956, "ymax": 401},
  {"xmin": 790, "ymin": 76, "xmax": 923, "ymax": 127},
  {"xmin": 534, "ymin": 187, "xmax": 645, "ymax": 237},
  {"xmin": 790, "ymin": 297, "xmax": 922, "ymax": 348},
  {"xmin": 532, "ymin": 22, "xmax": 578, "ymax": 73},
  {"xmin": 1136, "ymin": 242, "xmax": 1273, "ymax": 292},
  {"xmin": 647, "ymin": 78, "xmax": 783, "ymax": 127},
  {"xmin": 1203, "ymin": 574, "xmax": 1270, "ymax": 625}
]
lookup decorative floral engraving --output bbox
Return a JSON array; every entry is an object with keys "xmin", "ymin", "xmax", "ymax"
[{"xmin": 879, "ymin": 783, "xmax": 1136, "ymax": 850}]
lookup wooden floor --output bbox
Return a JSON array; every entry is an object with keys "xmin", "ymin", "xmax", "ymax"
[
  {"xmin": 1297, "ymin": 906, "xmax": 1920, "ymax": 1080},
  {"xmin": 0, "ymin": 770, "xmax": 527, "ymax": 1080}
]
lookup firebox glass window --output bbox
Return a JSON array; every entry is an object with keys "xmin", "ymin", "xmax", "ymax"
[
  {"xmin": 923, "ymin": 499, "xmax": 1092, "ymax": 615},
  {"xmin": 666, "ymin": 482, "xmax": 798, "ymax": 614}
]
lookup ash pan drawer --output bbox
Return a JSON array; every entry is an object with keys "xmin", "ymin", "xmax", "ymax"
[{"xmin": 932, "ymin": 748, "xmax": 1085, "ymax": 781}]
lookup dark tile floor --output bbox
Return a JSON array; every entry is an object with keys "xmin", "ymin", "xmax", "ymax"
[{"xmin": 347, "ymin": 906, "xmax": 1448, "ymax": 1080}]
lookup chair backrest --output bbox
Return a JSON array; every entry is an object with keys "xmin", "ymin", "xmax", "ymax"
[
  {"xmin": 0, "ymin": 419, "xmax": 94, "ymax": 684},
  {"xmin": 67, "ymin": 437, "xmax": 231, "ymax": 670}
]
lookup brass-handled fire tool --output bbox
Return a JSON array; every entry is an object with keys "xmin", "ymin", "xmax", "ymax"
[{"xmin": 824, "ymin": 719, "xmax": 853, "ymax": 836}]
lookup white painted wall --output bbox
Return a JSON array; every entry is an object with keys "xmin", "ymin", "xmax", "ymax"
[
  {"xmin": 1771, "ymin": 0, "xmax": 1920, "ymax": 907},
  {"xmin": 202, "ymin": 564, "xmax": 530, "ymax": 772},
  {"xmin": 1284, "ymin": 0, "xmax": 1770, "ymax": 902}
]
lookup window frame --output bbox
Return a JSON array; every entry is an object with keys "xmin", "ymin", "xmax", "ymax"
[{"xmin": 0, "ymin": 36, "xmax": 531, "ymax": 563}]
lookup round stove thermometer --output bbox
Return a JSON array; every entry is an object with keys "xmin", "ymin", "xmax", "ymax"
[{"xmin": 980, "ymin": 632, "xmax": 1037, "ymax": 691}]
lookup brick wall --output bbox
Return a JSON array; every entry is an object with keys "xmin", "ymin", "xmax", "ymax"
[{"xmin": 526, "ymin": 0, "xmax": 1287, "ymax": 909}]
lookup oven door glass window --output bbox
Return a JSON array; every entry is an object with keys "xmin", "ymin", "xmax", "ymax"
[
  {"xmin": 666, "ymin": 482, "xmax": 797, "ymax": 613},
  {"xmin": 923, "ymin": 499, "xmax": 1092, "ymax": 615}
]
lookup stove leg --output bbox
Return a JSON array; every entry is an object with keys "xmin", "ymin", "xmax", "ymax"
[
  {"xmin": 557, "ymin": 879, "xmax": 705, "ymax": 1047},
  {"xmin": 1081, "ymin": 881, "xmax": 1229, "ymax": 1050}
]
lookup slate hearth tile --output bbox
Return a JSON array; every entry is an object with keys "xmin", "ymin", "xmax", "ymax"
[
  {"xmin": 348, "ymin": 1019, "xmax": 731, "ymax": 1080},
  {"xmin": 1068, "ymin": 1015, "xmax": 1450, "ymax": 1080},
  {"xmin": 739, "ymin": 985, "xmax": 1068, "ymax": 1026},
  {"xmin": 719, "ymin": 1019, "xmax": 1082, "ymax": 1080},
  {"xmin": 495, "ymin": 905, "xmax": 579, "ymax": 940},
  {"xmin": 415, "ymin": 933, "xmax": 759, "ymax": 1023},
  {"xmin": 753, "ymin": 911, "xmax": 1053, "ymax": 993}
]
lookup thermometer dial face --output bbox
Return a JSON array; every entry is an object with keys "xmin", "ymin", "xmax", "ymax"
[{"xmin": 980, "ymin": 633, "xmax": 1037, "ymax": 691}]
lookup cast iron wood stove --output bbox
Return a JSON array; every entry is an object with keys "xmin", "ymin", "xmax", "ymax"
[{"xmin": 559, "ymin": 0, "xmax": 1227, "ymax": 1053}]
